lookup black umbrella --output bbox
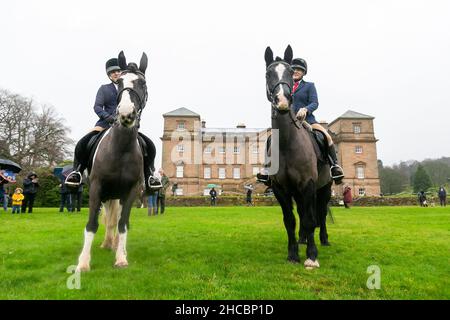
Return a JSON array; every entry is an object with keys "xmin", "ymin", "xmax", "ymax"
[{"xmin": 0, "ymin": 158, "xmax": 22, "ymax": 173}]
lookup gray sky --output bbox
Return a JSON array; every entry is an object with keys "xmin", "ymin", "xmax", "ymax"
[{"xmin": 2, "ymin": 0, "xmax": 450, "ymax": 168}]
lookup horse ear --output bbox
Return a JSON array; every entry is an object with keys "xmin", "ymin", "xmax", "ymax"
[
  {"xmin": 118, "ymin": 51, "xmax": 127, "ymax": 70},
  {"xmin": 284, "ymin": 45, "xmax": 293, "ymax": 64},
  {"xmin": 265, "ymin": 46, "xmax": 274, "ymax": 67},
  {"xmin": 139, "ymin": 52, "xmax": 148, "ymax": 74}
]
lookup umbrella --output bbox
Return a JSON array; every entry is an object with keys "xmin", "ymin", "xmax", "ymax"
[
  {"xmin": 53, "ymin": 164, "xmax": 73, "ymax": 181},
  {"xmin": 0, "ymin": 158, "xmax": 22, "ymax": 173}
]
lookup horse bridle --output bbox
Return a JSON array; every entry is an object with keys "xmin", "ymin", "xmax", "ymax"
[
  {"xmin": 115, "ymin": 70, "xmax": 148, "ymax": 125},
  {"xmin": 266, "ymin": 61, "xmax": 293, "ymax": 105},
  {"xmin": 266, "ymin": 62, "xmax": 301, "ymax": 129}
]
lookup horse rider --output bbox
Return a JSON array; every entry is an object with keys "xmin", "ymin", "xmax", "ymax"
[
  {"xmin": 65, "ymin": 57, "xmax": 161, "ymax": 191},
  {"xmin": 258, "ymin": 57, "xmax": 344, "ymax": 185}
]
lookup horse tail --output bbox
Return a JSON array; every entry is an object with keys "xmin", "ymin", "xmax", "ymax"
[{"xmin": 102, "ymin": 200, "xmax": 120, "ymax": 229}]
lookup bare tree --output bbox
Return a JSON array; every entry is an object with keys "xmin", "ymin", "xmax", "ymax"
[{"xmin": 0, "ymin": 88, "xmax": 73, "ymax": 168}]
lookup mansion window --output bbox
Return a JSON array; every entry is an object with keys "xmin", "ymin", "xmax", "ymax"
[
  {"xmin": 204, "ymin": 146, "xmax": 212, "ymax": 154},
  {"xmin": 356, "ymin": 166, "xmax": 365, "ymax": 179},
  {"xmin": 177, "ymin": 121, "xmax": 185, "ymax": 130},
  {"xmin": 177, "ymin": 144, "xmax": 185, "ymax": 153},
  {"xmin": 358, "ymin": 188, "xmax": 366, "ymax": 196},
  {"xmin": 219, "ymin": 147, "xmax": 226, "ymax": 154},
  {"xmin": 204, "ymin": 167, "xmax": 211, "ymax": 179},
  {"xmin": 355, "ymin": 146, "xmax": 363, "ymax": 154},
  {"xmin": 218, "ymin": 168, "xmax": 226, "ymax": 179},
  {"xmin": 176, "ymin": 165, "xmax": 184, "ymax": 178},
  {"xmin": 233, "ymin": 168, "xmax": 240, "ymax": 179},
  {"xmin": 353, "ymin": 124, "xmax": 361, "ymax": 134},
  {"xmin": 252, "ymin": 167, "xmax": 260, "ymax": 176},
  {"xmin": 233, "ymin": 146, "xmax": 240, "ymax": 154}
]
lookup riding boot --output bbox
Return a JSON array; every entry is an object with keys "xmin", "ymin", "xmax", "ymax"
[
  {"xmin": 256, "ymin": 170, "xmax": 271, "ymax": 186},
  {"xmin": 138, "ymin": 132, "xmax": 162, "ymax": 192},
  {"xmin": 328, "ymin": 145, "xmax": 344, "ymax": 185},
  {"xmin": 65, "ymin": 131, "xmax": 99, "ymax": 187}
]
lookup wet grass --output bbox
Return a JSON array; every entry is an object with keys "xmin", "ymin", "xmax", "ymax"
[{"xmin": 0, "ymin": 206, "xmax": 448, "ymax": 299}]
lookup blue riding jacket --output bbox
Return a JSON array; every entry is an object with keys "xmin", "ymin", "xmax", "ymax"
[
  {"xmin": 94, "ymin": 82, "xmax": 118, "ymax": 129},
  {"xmin": 291, "ymin": 80, "xmax": 319, "ymax": 124}
]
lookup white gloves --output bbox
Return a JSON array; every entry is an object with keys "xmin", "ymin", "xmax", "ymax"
[{"xmin": 296, "ymin": 108, "xmax": 308, "ymax": 121}]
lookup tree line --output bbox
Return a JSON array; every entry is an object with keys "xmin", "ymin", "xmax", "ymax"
[
  {"xmin": 378, "ymin": 158, "xmax": 449, "ymax": 195},
  {"xmin": 0, "ymin": 88, "xmax": 75, "ymax": 206}
]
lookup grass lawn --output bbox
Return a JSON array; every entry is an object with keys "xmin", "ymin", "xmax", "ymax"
[{"xmin": 0, "ymin": 206, "xmax": 448, "ymax": 300}]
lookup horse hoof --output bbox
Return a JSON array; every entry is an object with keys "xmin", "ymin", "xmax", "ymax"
[
  {"xmin": 287, "ymin": 256, "xmax": 300, "ymax": 264},
  {"xmin": 100, "ymin": 242, "xmax": 113, "ymax": 250},
  {"xmin": 321, "ymin": 242, "xmax": 331, "ymax": 246},
  {"xmin": 76, "ymin": 264, "xmax": 90, "ymax": 272},
  {"xmin": 114, "ymin": 260, "xmax": 128, "ymax": 268},
  {"xmin": 304, "ymin": 258, "xmax": 320, "ymax": 269}
]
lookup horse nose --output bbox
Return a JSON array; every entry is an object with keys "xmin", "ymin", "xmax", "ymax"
[{"xmin": 120, "ymin": 110, "xmax": 136, "ymax": 125}]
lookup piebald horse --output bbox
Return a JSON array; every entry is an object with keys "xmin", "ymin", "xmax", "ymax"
[
  {"xmin": 264, "ymin": 45, "xmax": 332, "ymax": 269},
  {"xmin": 76, "ymin": 51, "xmax": 148, "ymax": 271}
]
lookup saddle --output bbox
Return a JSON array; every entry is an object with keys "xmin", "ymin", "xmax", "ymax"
[
  {"xmin": 263, "ymin": 125, "xmax": 328, "ymax": 167},
  {"xmin": 86, "ymin": 130, "xmax": 148, "ymax": 173}
]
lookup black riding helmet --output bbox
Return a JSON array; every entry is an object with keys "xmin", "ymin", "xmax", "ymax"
[
  {"xmin": 105, "ymin": 58, "xmax": 121, "ymax": 75},
  {"xmin": 291, "ymin": 58, "xmax": 307, "ymax": 75}
]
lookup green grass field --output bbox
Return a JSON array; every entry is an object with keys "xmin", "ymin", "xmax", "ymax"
[{"xmin": 0, "ymin": 206, "xmax": 448, "ymax": 300}]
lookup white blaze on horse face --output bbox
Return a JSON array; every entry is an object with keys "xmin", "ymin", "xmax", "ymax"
[
  {"xmin": 118, "ymin": 73, "xmax": 139, "ymax": 117},
  {"xmin": 274, "ymin": 64, "xmax": 289, "ymax": 110}
]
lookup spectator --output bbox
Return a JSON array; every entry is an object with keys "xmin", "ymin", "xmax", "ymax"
[
  {"xmin": 11, "ymin": 187, "xmax": 24, "ymax": 214},
  {"xmin": 0, "ymin": 170, "xmax": 13, "ymax": 212},
  {"xmin": 147, "ymin": 188, "xmax": 158, "ymax": 216},
  {"xmin": 343, "ymin": 186, "xmax": 352, "ymax": 209},
  {"xmin": 157, "ymin": 169, "xmax": 170, "ymax": 214},
  {"xmin": 438, "ymin": 186, "xmax": 447, "ymax": 207},
  {"xmin": 209, "ymin": 188, "xmax": 217, "ymax": 206},
  {"xmin": 22, "ymin": 172, "xmax": 39, "ymax": 213},
  {"xmin": 245, "ymin": 185, "xmax": 253, "ymax": 206},
  {"xmin": 59, "ymin": 180, "xmax": 71, "ymax": 213},
  {"xmin": 171, "ymin": 182, "xmax": 178, "ymax": 197},
  {"xmin": 418, "ymin": 190, "xmax": 428, "ymax": 207},
  {"xmin": 75, "ymin": 183, "xmax": 84, "ymax": 212}
]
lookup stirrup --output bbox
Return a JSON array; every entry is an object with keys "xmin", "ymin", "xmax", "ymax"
[
  {"xmin": 330, "ymin": 164, "xmax": 344, "ymax": 179},
  {"xmin": 148, "ymin": 176, "xmax": 162, "ymax": 189},
  {"xmin": 64, "ymin": 171, "xmax": 82, "ymax": 187},
  {"xmin": 256, "ymin": 173, "xmax": 270, "ymax": 183}
]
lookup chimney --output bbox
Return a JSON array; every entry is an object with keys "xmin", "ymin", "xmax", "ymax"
[{"xmin": 236, "ymin": 123, "xmax": 246, "ymax": 128}]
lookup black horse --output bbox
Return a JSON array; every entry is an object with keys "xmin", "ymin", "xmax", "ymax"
[
  {"xmin": 76, "ymin": 51, "xmax": 150, "ymax": 271},
  {"xmin": 264, "ymin": 45, "xmax": 332, "ymax": 269}
]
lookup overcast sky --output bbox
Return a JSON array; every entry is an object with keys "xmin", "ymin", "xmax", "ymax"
[{"xmin": 2, "ymin": 0, "xmax": 450, "ymax": 168}]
